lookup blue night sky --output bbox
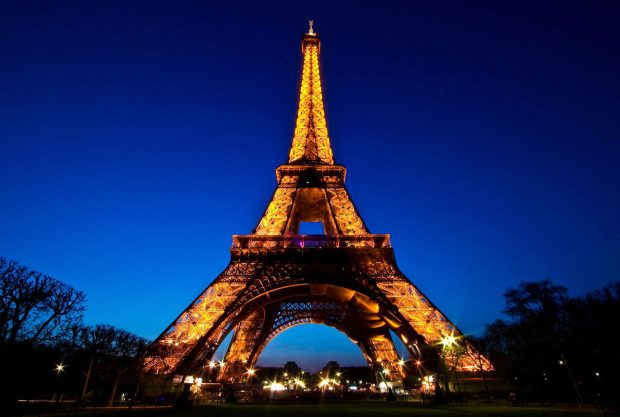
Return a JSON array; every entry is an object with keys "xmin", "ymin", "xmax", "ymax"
[{"xmin": 1, "ymin": 1, "xmax": 619, "ymax": 371}]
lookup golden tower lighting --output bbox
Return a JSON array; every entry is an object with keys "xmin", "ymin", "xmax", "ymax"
[{"xmin": 145, "ymin": 21, "xmax": 492, "ymax": 383}]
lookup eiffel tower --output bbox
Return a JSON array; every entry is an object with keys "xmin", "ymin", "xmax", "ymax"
[{"xmin": 146, "ymin": 22, "xmax": 492, "ymax": 383}]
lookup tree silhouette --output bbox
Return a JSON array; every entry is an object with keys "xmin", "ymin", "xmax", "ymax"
[{"xmin": 0, "ymin": 258, "xmax": 85, "ymax": 346}]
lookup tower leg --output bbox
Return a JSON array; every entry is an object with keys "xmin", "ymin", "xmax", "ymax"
[
  {"xmin": 219, "ymin": 309, "xmax": 266, "ymax": 382},
  {"xmin": 360, "ymin": 333, "xmax": 405, "ymax": 381}
]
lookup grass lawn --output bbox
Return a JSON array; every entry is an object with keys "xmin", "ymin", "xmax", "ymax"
[{"xmin": 30, "ymin": 402, "xmax": 617, "ymax": 417}]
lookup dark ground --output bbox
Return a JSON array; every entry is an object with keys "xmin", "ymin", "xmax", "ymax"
[{"xmin": 18, "ymin": 402, "xmax": 619, "ymax": 417}]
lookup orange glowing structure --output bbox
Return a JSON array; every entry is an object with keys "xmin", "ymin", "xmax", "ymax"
[
  {"xmin": 145, "ymin": 22, "xmax": 492, "ymax": 382},
  {"xmin": 287, "ymin": 22, "xmax": 333, "ymax": 165}
]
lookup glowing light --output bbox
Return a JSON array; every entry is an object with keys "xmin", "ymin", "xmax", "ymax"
[
  {"xmin": 319, "ymin": 378, "xmax": 330, "ymax": 388},
  {"xmin": 219, "ymin": 360, "xmax": 226, "ymax": 368},
  {"xmin": 398, "ymin": 359, "xmax": 405, "ymax": 367},
  {"xmin": 382, "ymin": 368, "xmax": 390, "ymax": 375},
  {"xmin": 246, "ymin": 368, "xmax": 255, "ymax": 375},
  {"xmin": 53, "ymin": 363, "xmax": 65, "ymax": 374},
  {"xmin": 416, "ymin": 360, "xmax": 422, "ymax": 366},
  {"xmin": 288, "ymin": 34, "xmax": 334, "ymax": 164},
  {"xmin": 440, "ymin": 333, "xmax": 457, "ymax": 349},
  {"xmin": 208, "ymin": 360, "xmax": 217, "ymax": 368},
  {"xmin": 268, "ymin": 381, "xmax": 285, "ymax": 392}
]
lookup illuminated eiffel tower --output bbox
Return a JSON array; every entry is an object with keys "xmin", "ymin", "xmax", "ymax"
[{"xmin": 146, "ymin": 22, "xmax": 492, "ymax": 383}]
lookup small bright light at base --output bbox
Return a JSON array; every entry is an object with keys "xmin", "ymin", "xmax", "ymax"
[
  {"xmin": 319, "ymin": 378, "xmax": 330, "ymax": 388},
  {"xmin": 54, "ymin": 363, "xmax": 65, "ymax": 373},
  {"xmin": 378, "ymin": 381, "xmax": 392, "ymax": 392},
  {"xmin": 268, "ymin": 381, "xmax": 285, "ymax": 392}
]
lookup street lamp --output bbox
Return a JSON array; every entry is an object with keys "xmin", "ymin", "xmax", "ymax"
[
  {"xmin": 53, "ymin": 362, "xmax": 65, "ymax": 375},
  {"xmin": 52, "ymin": 362, "xmax": 66, "ymax": 403}
]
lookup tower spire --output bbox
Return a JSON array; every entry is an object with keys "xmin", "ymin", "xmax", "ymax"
[{"xmin": 288, "ymin": 22, "xmax": 335, "ymax": 165}]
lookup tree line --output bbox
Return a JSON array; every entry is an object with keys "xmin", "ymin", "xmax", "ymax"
[
  {"xmin": 0, "ymin": 257, "xmax": 148, "ymax": 411},
  {"xmin": 1, "ymin": 256, "xmax": 618, "ymax": 408},
  {"xmin": 480, "ymin": 279, "xmax": 619, "ymax": 406}
]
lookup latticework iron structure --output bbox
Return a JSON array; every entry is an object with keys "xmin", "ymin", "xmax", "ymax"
[{"xmin": 146, "ymin": 24, "xmax": 492, "ymax": 383}]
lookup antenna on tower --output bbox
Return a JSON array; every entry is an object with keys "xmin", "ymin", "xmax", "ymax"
[{"xmin": 308, "ymin": 19, "xmax": 315, "ymax": 35}]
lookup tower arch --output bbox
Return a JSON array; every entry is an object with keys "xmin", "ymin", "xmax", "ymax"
[{"xmin": 256, "ymin": 322, "xmax": 369, "ymax": 371}]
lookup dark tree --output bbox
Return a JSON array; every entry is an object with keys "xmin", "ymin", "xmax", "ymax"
[
  {"xmin": 563, "ymin": 282, "xmax": 620, "ymax": 405},
  {"xmin": 106, "ymin": 329, "xmax": 148, "ymax": 406},
  {"xmin": 78, "ymin": 324, "xmax": 117, "ymax": 401},
  {"xmin": 466, "ymin": 336, "xmax": 491, "ymax": 400},
  {"xmin": 76, "ymin": 324, "xmax": 148, "ymax": 405},
  {"xmin": 0, "ymin": 257, "xmax": 86, "ymax": 346},
  {"xmin": 484, "ymin": 280, "xmax": 571, "ymax": 403},
  {"xmin": 503, "ymin": 279, "xmax": 568, "ymax": 329},
  {"xmin": 0, "ymin": 258, "xmax": 86, "ymax": 411},
  {"xmin": 284, "ymin": 361, "xmax": 300, "ymax": 376},
  {"xmin": 482, "ymin": 279, "xmax": 620, "ymax": 406}
]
